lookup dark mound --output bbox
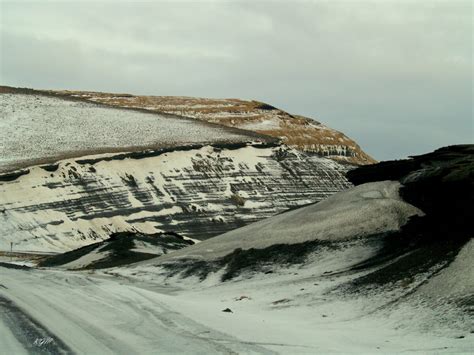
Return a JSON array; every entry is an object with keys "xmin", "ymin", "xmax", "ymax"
[
  {"xmin": 39, "ymin": 231, "xmax": 194, "ymax": 269},
  {"xmin": 0, "ymin": 262, "xmax": 31, "ymax": 270},
  {"xmin": 161, "ymin": 240, "xmax": 338, "ymax": 282},
  {"xmin": 345, "ymin": 144, "xmax": 473, "ymax": 289}
]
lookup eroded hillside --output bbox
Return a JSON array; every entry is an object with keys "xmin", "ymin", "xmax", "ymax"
[{"xmin": 0, "ymin": 143, "xmax": 351, "ymax": 252}]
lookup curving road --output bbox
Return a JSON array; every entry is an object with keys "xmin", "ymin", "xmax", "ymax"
[{"xmin": 0, "ymin": 267, "xmax": 274, "ymax": 354}]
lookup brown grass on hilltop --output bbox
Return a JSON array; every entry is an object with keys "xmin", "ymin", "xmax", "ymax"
[{"xmin": 46, "ymin": 89, "xmax": 376, "ymax": 165}]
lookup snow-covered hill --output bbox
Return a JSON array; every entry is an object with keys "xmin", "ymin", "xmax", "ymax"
[
  {"xmin": 0, "ymin": 87, "xmax": 353, "ymax": 253},
  {"xmin": 84, "ymin": 145, "xmax": 470, "ymax": 350},
  {"xmin": 1, "ymin": 84, "xmax": 469, "ymax": 352},
  {"xmin": 39, "ymin": 87, "xmax": 376, "ymax": 165},
  {"xmin": 131, "ymin": 146, "xmax": 471, "ymax": 295},
  {"xmin": 148, "ymin": 180, "xmax": 422, "ymax": 264},
  {"xmin": 0, "ymin": 143, "xmax": 351, "ymax": 253},
  {"xmin": 0, "ymin": 89, "xmax": 268, "ymax": 173}
]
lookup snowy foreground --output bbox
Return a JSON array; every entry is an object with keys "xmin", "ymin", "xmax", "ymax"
[
  {"xmin": 1, "ymin": 261, "xmax": 471, "ymax": 355},
  {"xmin": 1, "ymin": 180, "xmax": 472, "ymax": 354}
]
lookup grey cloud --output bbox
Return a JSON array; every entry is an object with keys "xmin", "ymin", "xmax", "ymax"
[{"xmin": 1, "ymin": 0, "xmax": 472, "ymax": 160}]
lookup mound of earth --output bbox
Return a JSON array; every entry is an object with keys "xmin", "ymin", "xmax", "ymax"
[{"xmin": 38, "ymin": 231, "xmax": 194, "ymax": 270}]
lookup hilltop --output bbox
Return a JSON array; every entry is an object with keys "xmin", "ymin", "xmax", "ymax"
[{"xmin": 42, "ymin": 87, "xmax": 376, "ymax": 165}]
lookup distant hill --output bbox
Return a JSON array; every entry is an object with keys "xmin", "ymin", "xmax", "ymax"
[
  {"xmin": 0, "ymin": 86, "xmax": 269, "ymax": 174},
  {"xmin": 44, "ymin": 88, "xmax": 376, "ymax": 165}
]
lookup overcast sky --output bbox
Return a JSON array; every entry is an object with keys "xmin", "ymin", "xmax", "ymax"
[{"xmin": 1, "ymin": 0, "xmax": 472, "ymax": 160}]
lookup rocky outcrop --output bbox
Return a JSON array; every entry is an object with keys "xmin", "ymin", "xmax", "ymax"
[
  {"xmin": 0, "ymin": 143, "xmax": 351, "ymax": 252},
  {"xmin": 346, "ymin": 144, "xmax": 473, "ymax": 233},
  {"xmin": 346, "ymin": 144, "xmax": 473, "ymax": 263},
  {"xmin": 43, "ymin": 88, "xmax": 376, "ymax": 165}
]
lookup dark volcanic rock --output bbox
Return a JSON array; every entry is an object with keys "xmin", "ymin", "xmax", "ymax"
[
  {"xmin": 347, "ymin": 144, "xmax": 473, "ymax": 236},
  {"xmin": 345, "ymin": 144, "xmax": 473, "ymax": 288}
]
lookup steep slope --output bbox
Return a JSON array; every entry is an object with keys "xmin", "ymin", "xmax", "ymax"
[
  {"xmin": 150, "ymin": 180, "xmax": 422, "ymax": 265},
  {"xmin": 0, "ymin": 143, "xmax": 351, "ymax": 253},
  {"xmin": 42, "ymin": 88, "xmax": 376, "ymax": 165}
]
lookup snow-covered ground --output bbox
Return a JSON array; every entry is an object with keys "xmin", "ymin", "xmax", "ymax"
[
  {"xmin": 0, "ymin": 93, "xmax": 257, "ymax": 173},
  {"xmin": 1, "ymin": 244, "xmax": 472, "ymax": 354},
  {"xmin": 1, "ymin": 180, "xmax": 472, "ymax": 353}
]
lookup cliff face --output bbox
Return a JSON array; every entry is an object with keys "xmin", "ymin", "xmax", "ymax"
[
  {"xmin": 45, "ymin": 90, "xmax": 376, "ymax": 165},
  {"xmin": 0, "ymin": 143, "xmax": 351, "ymax": 252}
]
